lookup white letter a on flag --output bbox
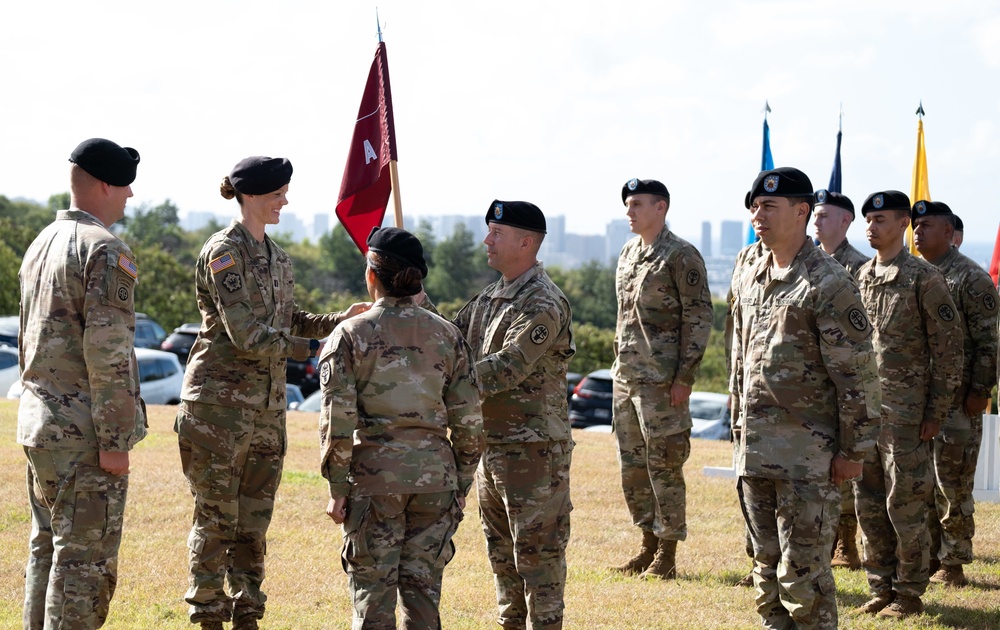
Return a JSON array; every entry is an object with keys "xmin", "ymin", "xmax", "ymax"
[{"xmin": 363, "ymin": 139, "xmax": 378, "ymax": 165}]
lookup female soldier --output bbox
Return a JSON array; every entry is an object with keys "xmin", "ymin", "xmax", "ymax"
[
  {"xmin": 177, "ymin": 156, "xmax": 368, "ymax": 630},
  {"xmin": 320, "ymin": 227, "xmax": 484, "ymax": 629}
]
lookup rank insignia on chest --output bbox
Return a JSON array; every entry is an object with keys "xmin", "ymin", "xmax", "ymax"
[
  {"xmin": 210, "ymin": 253, "xmax": 236, "ymax": 274},
  {"xmin": 117, "ymin": 253, "xmax": 138, "ymax": 279},
  {"xmin": 223, "ymin": 272, "xmax": 242, "ymax": 292}
]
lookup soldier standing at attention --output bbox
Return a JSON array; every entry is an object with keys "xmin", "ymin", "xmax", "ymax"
[
  {"xmin": 950, "ymin": 213, "xmax": 964, "ymax": 249},
  {"xmin": 321, "ymin": 227, "xmax": 484, "ymax": 629},
  {"xmin": 176, "ymin": 156, "xmax": 369, "ymax": 630},
  {"xmin": 813, "ymin": 189, "xmax": 868, "ymax": 276},
  {"xmin": 811, "ymin": 189, "xmax": 869, "ymax": 571},
  {"xmin": 453, "ymin": 200, "xmax": 575, "ymax": 630},
  {"xmin": 853, "ymin": 192, "xmax": 963, "ymax": 618},
  {"xmin": 912, "ymin": 201, "xmax": 999, "ymax": 587},
  {"xmin": 608, "ymin": 178, "xmax": 712, "ymax": 579},
  {"xmin": 18, "ymin": 138, "xmax": 145, "ymax": 629},
  {"xmin": 731, "ymin": 167, "xmax": 881, "ymax": 629}
]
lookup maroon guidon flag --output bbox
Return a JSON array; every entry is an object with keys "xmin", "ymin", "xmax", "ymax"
[{"xmin": 335, "ymin": 41, "xmax": 397, "ymax": 253}]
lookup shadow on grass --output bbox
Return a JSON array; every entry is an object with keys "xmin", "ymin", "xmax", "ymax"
[{"xmin": 929, "ymin": 602, "xmax": 1000, "ymax": 629}]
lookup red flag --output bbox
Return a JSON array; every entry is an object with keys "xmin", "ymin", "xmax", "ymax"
[
  {"xmin": 335, "ymin": 42, "xmax": 398, "ymax": 253},
  {"xmin": 990, "ymin": 223, "xmax": 1000, "ymax": 287}
]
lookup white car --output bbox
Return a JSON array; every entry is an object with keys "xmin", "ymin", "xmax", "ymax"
[
  {"xmin": 0, "ymin": 346, "xmax": 19, "ymax": 398},
  {"xmin": 135, "ymin": 347, "xmax": 184, "ymax": 405},
  {"xmin": 8, "ymin": 347, "xmax": 185, "ymax": 406},
  {"xmin": 690, "ymin": 392, "xmax": 731, "ymax": 440}
]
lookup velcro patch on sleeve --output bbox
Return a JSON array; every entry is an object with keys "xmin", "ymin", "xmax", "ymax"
[
  {"xmin": 209, "ymin": 253, "xmax": 236, "ymax": 274},
  {"xmin": 117, "ymin": 253, "xmax": 138, "ymax": 279}
]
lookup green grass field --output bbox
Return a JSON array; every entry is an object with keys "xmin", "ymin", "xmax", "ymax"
[{"xmin": 1, "ymin": 401, "xmax": 998, "ymax": 629}]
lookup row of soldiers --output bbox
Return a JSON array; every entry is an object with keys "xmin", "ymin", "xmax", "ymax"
[{"xmin": 721, "ymin": 168, "xmax": 1000, "ymax": 628}]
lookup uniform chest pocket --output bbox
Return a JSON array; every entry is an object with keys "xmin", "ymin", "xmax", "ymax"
[
  {"xmin": 872, "ymin": 291, "xmax": 912, "ymax": 334},
  {"xmin": 248, "ymin": 258, "xmax": 273, "ymax": 319}
]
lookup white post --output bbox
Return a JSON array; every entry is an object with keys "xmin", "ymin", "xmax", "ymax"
[{"xmin": 973, "ymin": 414, "xmax": 1000, "ymax": 503}]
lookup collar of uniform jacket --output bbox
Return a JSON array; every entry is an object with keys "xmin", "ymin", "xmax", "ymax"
[
  {"xmin": 489, "ymin": 262, "xmax": 544, "ymax": 300},
  {"xmin": 751, "ymin": 237, "xmax": 814, "ymax": 285}
]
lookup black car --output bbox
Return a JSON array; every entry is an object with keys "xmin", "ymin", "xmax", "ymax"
[
  {"xmin": 0, "ymin": 315, "xmax": 19, "ymax": 348},
  {"xmin": 161, "ymin": 322, "xmax": 321, "ymax": 395},
  {"xmin": 160, "ymin": 323, "xmax": 201, "ymax": 364},
  {"xmin": 135, "ymin": 313, "xmax": 167, "ymax": 349},
  {"xmin": 568, "ymin": 369, "xmax": 613, "ymax": 428}
]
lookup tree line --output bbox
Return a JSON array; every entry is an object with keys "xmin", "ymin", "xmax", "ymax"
[{"xmin": 0, "ymin": 194, "xmax": 730, "ymax": 393}]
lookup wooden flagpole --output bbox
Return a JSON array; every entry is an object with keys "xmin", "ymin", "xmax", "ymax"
[{"xmin": 390, "ymin": 160, "xmax": 403, "ymax": 228}]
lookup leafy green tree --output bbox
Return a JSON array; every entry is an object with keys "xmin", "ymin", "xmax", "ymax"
[
  {"xmin": 0, "ymin": 240, "xmax": 20, "ymax": 314},
  {"xmin": 47, "ymin": 192, "xmax": 70, "ymax": 211},
  {"xmin": 317, "ymin": 224, "xmax": 367, "ymax": 295},
  {"xmin": 568, "ymin": 323, "xmax": 615, "ymax": 375},
  {"xmin": 121, "ymin": 200, "xmax": 186, "ymax": 253},
  {"xmin": 548, "ymin": 260, "xmax": 617, "ymax": 329},
  {"xmin": 425, "ymin": 224, "xmax": 493, "ymax": 303},
  {"xmin": 131, "ymin": 244, "xmax": 200, "ymax": 331}
]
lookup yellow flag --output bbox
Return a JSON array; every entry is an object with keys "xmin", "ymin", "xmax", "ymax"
[{"xmin": 909, "ymin": 117, "xmax": 931, "ymax": 254}]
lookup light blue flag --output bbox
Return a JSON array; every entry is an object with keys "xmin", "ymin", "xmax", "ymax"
[{"xmin": 748, "ymin": 114, "xmax": 774, "ymax": 244}]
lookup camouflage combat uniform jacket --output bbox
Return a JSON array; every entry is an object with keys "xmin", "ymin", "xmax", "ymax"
[
  {"xmin": 453, "ymin": 262, "xmax": 575, "ymax": 444},
  {"xmin": 182, "ymin": 220, "xmax": 342, "ymax": 410},
  {"xmin": 856, "ymin": 249, "xmax": 964, "ymax": 428},
  {"xmin": 928, "ymin": 247, "xmax": 1000, "ymax": 407},
  {"xmin": 830, "ymin": 238, "xmax": 870, "ymax": 277},
  {"xmin": 18, "ymin": 209, "xmax": 146, "ymax": 452},
  {"xmin": 730, "ymin": 238, "xmax": 881, "ymax": 480},
  {"xmin": 612, "ymin": 226, "xmax": 713, "ymax": 399},
  {"xmin": 319, "ymin": 296, "xmax": 484, "ymax": 498}
]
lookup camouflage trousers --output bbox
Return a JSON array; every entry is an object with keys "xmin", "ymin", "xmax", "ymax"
[
  {"xmin": 341, "ymin": 491, "xmax": 462, "ymax": 630},
  {"xmin": 23, "ymin": 447, "xmax": 128, "ymax": 630},
  {"xmin": 929, "ymin": 409, "xmax": 982, "ymax": 567},
  {"xmin": 853, "ymin": 427, "xmax": 934, "ymax": 598},
  {"xmin": 738, "ymin": 476, "xmax": 839, "ymax": 630},
  {"xmin": 613, "ymin": 381, "xmax": 690, "ymax": 541},
  {"xmin": 175, "ymin": 401, "xmax": 285, "ymax": 624},
  {"xmin": 478, "ymin": 441, "xmax": 572, "ymax": 630}
]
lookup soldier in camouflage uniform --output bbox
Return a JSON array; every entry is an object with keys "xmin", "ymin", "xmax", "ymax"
[
  {"xmin": 18, "ymin": 138, "xmax": 146, "ymax": 630},
  {"xmin": 853, "ymin": 192, "xmax": 964, "ymax": 618},
  {"xmin": 913, "ymin": 201, "xmax": 999, "ymax": 587},
  {"xmin": 320, "ymin": 227, "xmax": 484, "ymax": 630},
  {"xmin": 453, "ymin": 200, "xmax": 575, "ymax": 630},
  {"xmin": 177, "ymin": 157, "xmax": 369, "ymax": 630},
  {"xmin": 812, "ymin": 189, "xmax": 869, "ymax": 571},
  {"xmin": 609, "ymin": 178, "xmax": 712, "ymax": 580},
  {"xmin": 731, "ymin": 168, "xmax": 881, "ymax": 630}
]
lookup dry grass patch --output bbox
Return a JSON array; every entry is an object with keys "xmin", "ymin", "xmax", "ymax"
[{"xmin": 1, "ymin": 400, "xmax": 998, "ymax": 628}]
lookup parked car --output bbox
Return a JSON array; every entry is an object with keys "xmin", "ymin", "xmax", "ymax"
[
  {"xmin": 569, "ymin": 369, "xmax": 613, "ymax": 428},
  {"xmin": 291, "ymin": 388, "xmax": 322, "ymax": 413},
  {"xmin": 287, "ymin": 356, "xmax": 321, "ymax": 396},
  {"xmin": 160, "ymin": 322, "xmax": 201, "ymax": 363},
  {"xmin": 135, "ymin": 348, "xmax": 184, "ymax": 405},
  {"xmin": 0, "ymin": 315, "xmax": 19, "ymax": 347},
  {"xmin": 286, "ymin": 383, "xmax": 305, "ymax": 410},
  {"xmin": 135, "ymin": 313, "xmax": 167, "ymax": 349},
  {"xmin": 689, "ymin": 392, "xmax": 731, "ymax": 440},
  {"xmin": 0, "ymin": 346, "xmax": 19, "ymax": 397},
  {"xmin": 566, "ymin": 371, "xmax": 583, "ymax": 402}
]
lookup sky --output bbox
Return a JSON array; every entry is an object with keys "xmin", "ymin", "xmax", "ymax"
[{"xmin": 3, "ymin": 0, "xmax": 1000, "ymax": 251}]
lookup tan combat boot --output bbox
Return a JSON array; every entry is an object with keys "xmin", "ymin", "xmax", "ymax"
[
  {"xmin": 200, "ymin": 623, "xmax": 224, "ymax": 630},
  {"xmin": 610, "ymin": 530, "xmax": 658, "ymax": 576},
  {"xmin": 233, "ymin": 615, "xmax": 259, "ymax": 630},
  {"xmin": 855, "ymin": 592, "xmax": 894, "ymax": 615},
  {"xmin": 640, "ymin": 539, "xmax": 677, "ymax": 580},
  {"xmin": 877, "ymin": 594, "xmax": 924, "ymax": 618},
  {"xmin": 831, "ymin": 515, "xmax": 862, "ymax": 570},
  {"xmin": 735, "ymin": 569, "xmax": 754, "ymax": 587},
  {"xmin": 931, "ymin": 564, "xmax": 969, "ymax": 587}
]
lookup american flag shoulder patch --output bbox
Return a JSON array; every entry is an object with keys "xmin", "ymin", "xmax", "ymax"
[
  {"xmin": 117, "ymin": 253, "xmax": 138, "ymax": 278},
  {"xmin": 210, "ymin": 253, "xmax": 236, "ymax": 274}
]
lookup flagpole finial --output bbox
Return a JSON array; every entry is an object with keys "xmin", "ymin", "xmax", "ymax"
[
  {"xmin": 839, "ymin": 102, "xmax": 843, "ymax": 132},
  {"xmin": 916, "ymin": 100, "xmax": 925, "ymax": 118},
  {"xmin": 762, "ymin": 100, "xmax": 771, "ymax": 120},
  {"xmin": 376, "ymin": 8, "xmax": 383, "ymax": 42}
]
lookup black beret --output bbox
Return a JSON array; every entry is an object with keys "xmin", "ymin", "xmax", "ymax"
[
  {"xmin": 229, "ymin": 156, "xmax": 293, "ymax": 195},
  {"xmin": 814, "ymin": 189, "xmax": 855, "ymax": 217},
  {"xmin": 744, "ymin": 167, "xmax": 814, "ymax": 209},
  {"xmin": 621, "ymin": 178, "xmax": 670, "ymax": 205},
  {"xmin": 69, "ymin": 138, "xmax": 140, "ymax": 186},
  {"xmin": 861, "ymin": 190, "xmax": 910, "ymax": 216},
  {"xmin": 485, "ymin": 200, "xmax": 546, "ymax": 234},
  {"xmin": 910, "ymin": 199, "xmax": 953, "ymax": 222},
  {"xmin": 952, "ymin": 213, "xmax": 963, "ymax": 231},
  {"xmin": 367, "ymin": 227, "xmax": 428, "ymax": 278}
]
